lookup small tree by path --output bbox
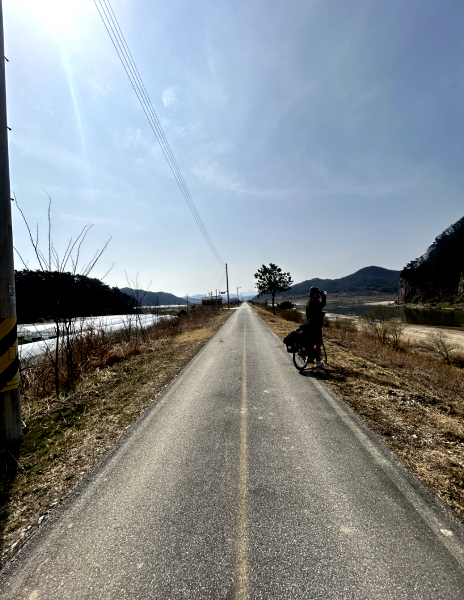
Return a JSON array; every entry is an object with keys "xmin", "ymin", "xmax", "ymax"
[{"xmin": 254, "ymin": 263, "xmax": 293, "ymax": 315}]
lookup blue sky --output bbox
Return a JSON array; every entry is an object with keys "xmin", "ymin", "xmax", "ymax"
[{"xmin": 5, "ymin": 0, "xmax": 464, "ymax": 297}]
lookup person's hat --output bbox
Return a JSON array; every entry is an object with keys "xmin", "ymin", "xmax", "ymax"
[{"xmin": 308, "ymin": 286, "xmax": 319, "ymax": 295}]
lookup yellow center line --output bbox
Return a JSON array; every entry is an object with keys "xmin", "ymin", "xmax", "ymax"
[{"xmin": 236, "ymin": 310, "xmax": 249, "ymax": 599}]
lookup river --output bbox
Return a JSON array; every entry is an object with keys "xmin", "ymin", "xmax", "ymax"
[{"xmin": 307, "ymin": 304, "xmax": 464, "ymax": 328}]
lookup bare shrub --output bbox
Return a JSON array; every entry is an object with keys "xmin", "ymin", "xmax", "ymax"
[
  {"xmin": 425, "ymin": 331, "xmax": 458, "ymax": 364},
  {"xmin": 361, "ymin": 307, "xmax": 405, "ymax": 350},
  {"xmin": 330, "ymin": 318, "xmax": 358, "ymax": 336},
  {"xmin": 277, "ymin": 308, "xmax": 305, "ymax": 324},
  {"xmin": 361, "ymin": 306, "xmax": 391, "ymax": 344},
  {"xmin": 277, "ymin": 301, "xmax": 295, "ymax": 310},
  {"xmin": 385, "ymin": 320, "xmax": 405, "ymax": 350}
]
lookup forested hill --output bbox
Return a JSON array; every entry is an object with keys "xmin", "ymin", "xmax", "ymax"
[
  {"xmin": 15, "ymin": 270, "xmax": 133, "ymax": 324},
  {"xmin": 120, "ymin": 289, "xmax": 188, "ymax": 306},
  {"xmin": 280, "ymin": 266, "xmax": 400, "ymax": 298},
  {"xmin": 397, "ymin": 216, "xmax": 464, "ymax": 304}
]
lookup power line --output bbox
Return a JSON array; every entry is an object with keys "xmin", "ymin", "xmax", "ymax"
[
  {"xmin": 93, "ymin": 0, "xmax": 225, "ymax": 267},
  {"xmin": 95, "ymin": 0, "xmax": 223, "ymax": 265},
  {"xmin": 217, "ymin": 270, "xmax": 225, "ymax": 292},
  {"xmin": 97, "ymin": 0, "xmax": 221, "ymax": 264}
]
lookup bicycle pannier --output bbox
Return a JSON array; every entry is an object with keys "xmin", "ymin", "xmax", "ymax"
[{"xmin": 283, "ymin": 329, "xmax": 300, "ymax": 353}]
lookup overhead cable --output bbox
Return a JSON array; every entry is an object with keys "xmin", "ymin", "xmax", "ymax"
[
  {"xmin": 217, "ymin": 270, "xmax": 225, "ymax": 293},
  {"xmin": 94, "ymin": 0, "xmax": 225, "ymax": 267}
]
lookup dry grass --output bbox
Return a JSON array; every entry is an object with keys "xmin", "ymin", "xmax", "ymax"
[
  {"xmin": 253, "ymin": 305, "xmax": 464, "ymax": 521},
  {"xmin": 253, "ymin": 302, "xmax": 306, "ymax": 324},
  {"xmin": 19, "ymin": 309, "xmax": 217, "ymax": 401},
  {"xmin": 0, "ymin": 307, "xmax": 232, "ymax": 566}
]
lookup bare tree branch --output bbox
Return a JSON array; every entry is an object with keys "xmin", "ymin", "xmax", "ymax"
[
  {"xmin": 52, "ymin": 246, "xmax": 60, "ymax": 271},
  {"xmin": 71, "ymin": 223, "xmax": 93, "ymax": 274},
  {"xmin": 40, "ymin": 189, "xmax": 52, "ymax": 270},
  {"xmin": 13, "ymin": 246, "xmax": 29, "ymax": 270},
  {"xmin": 13, "ymin": 193, "xmax": 45, "ymax": 270},
  {"xmin": 82, "ymin": 237, "xmax": 112, "ymax": 277},
  {"xmin": 100, "ymin": 263, "xmax": 115, "ymax": 281},
  {"xmin": 60, "ymin": 237, "xmax": 74, "ymax": 272}
]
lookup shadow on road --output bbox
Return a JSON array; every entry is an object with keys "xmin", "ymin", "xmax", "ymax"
[
  {"xmin": 0, "ymin": 443, "xmax": 20, "ymax": 566},
  {"xmin": 299, "ymin": 367, "xmax": 331, "ymax": 379}
]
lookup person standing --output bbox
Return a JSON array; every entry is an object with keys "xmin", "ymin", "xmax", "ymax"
[{"xmin": 305, "ymin": 286, "xmax": 328, "ymax": 369}]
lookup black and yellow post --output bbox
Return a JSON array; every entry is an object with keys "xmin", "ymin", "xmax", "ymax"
[{"xmin": 0, "ymin": 0, "xmax": 21, "ymax": 447}]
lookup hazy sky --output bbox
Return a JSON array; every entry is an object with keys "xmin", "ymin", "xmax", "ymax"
[{"xmin": 5, "ymin": 0, "xmax": 464, "ymax": 297}]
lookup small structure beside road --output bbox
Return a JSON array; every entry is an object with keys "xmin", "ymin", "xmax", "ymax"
[{"xmin": 201, "ymin": 295, "xmax": 223, "ymax": 306}]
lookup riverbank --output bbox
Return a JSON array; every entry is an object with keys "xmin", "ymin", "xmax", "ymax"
[
  {"xmin": 400, "ymin": 302, "xmax": 464, "ymax": 311},
  {"xmin": 324, "ymin": 312, "xmax": 464, "ymax": 352}
]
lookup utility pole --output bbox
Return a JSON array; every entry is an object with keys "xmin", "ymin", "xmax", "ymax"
[
  {"xmin": 225, "ymin": 263, "xmax": 230, "ymax": 310},
  {"xmin": 0, "ymin": 0, "xmax": 21, "ymax": 447}
]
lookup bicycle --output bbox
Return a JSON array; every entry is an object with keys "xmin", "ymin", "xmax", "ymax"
[{"xmin": 291, "ymin": 324, "xmax": 327, "ymax": 372}]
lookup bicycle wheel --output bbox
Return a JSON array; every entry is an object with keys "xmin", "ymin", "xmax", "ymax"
[{"xmin": 293, "ymin": 349, "xmax": 309, "ymax": 371}]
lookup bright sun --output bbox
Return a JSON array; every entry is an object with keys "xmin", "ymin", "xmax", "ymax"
[{"xmin": 9, "ymin": 0, "xmax": 90, "ymax": 40}]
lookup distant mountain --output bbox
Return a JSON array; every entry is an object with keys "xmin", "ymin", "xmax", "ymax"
[
  {"xmin": 397, "ymin": 216, "xmax": 464, "ymax": 304},
  {"xmin": 241, "ymin": 290, "xmax": 258, "ymax": 300},
  {"xmin": 187, "ymin": 293, "xmax": 235, "ymax": 300},
  {"xmin": 271, "ymin": 266, "xmax": 400, "ymax": 299},
  {"xmin": 186, "ymin": 291, "xmax": 256, "ymax": 301},
  {"xmin": 121, "ymin": 288, "xmax": 189, "ymax": 306}
]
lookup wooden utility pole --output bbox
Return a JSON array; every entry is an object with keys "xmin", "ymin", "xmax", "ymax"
[{"xmin": 0, "ymin": 0, "xmax": 21, "ymax": 447}]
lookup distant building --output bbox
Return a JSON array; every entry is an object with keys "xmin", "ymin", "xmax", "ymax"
[{"xmin": 201, "ymin": 295, "xmax": 223, "ymax": 306}]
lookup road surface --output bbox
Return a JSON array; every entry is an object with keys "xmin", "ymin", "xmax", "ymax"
[{"xmin": 2, "ymin": 303, "xmax": 464, "ymax": 599}]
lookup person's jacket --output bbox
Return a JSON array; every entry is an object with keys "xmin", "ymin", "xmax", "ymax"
[{"xmin": 305, "ymin": 292, "xmax": 326, "ymax": 327}]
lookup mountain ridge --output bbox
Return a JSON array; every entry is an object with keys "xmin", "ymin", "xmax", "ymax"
[
  {"xmin": 120, "ymin": 288, "xmax": 189, "ymax": 306},
  {"xmin": 255, "ymin": 266, "xmax": 400, "ymax": 299}
]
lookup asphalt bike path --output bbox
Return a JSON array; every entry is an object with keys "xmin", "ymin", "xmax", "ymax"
[{"xmin": 2, "ymin": 303, "xmax": 464, "ymax": 598}]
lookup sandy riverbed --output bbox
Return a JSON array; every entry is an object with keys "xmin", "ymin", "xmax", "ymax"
[{"xmin": 324, "ymin": 312, "xmax": 464, "ymax": 351}]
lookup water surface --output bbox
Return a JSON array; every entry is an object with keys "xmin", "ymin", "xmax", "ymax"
[{"xmin": 300, "ymin": 303, "xmax": 464, "ymax": 328}]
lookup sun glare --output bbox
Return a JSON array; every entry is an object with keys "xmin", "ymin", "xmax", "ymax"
[{"xmin": 11, "ymin": 0, "xmax": 89, "ymax": 40}]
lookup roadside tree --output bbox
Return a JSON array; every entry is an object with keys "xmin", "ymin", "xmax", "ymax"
[{"xmin": 254, "ymin": 263, "xmax": 293, "ymax": 315}]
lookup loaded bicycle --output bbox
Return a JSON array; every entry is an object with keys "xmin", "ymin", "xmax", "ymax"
[{"xmin": 283, "ymin": 320, "xmax": 328, "ymax": 372}]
